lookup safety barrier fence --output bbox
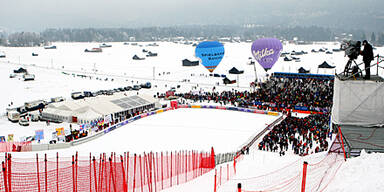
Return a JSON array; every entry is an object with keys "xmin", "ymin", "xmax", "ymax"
[
  {"xmin": 0, "ymin": 149, "xmax": 215, "ymax": 192},
  {"xmin": 214, "ymin": 154, "xmax": 244, "ymax": 192},
  {"xmin": 234, "ymin": 153, "xmax": 344, "ymax": 192}
]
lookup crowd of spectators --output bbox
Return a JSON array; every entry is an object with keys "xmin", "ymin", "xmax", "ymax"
[
  {"xmin": 258, "ymin": 113, "xmax": 332, "ymax": 156},
  {"xmin": 171, "ymin": 76, "xmax": 334, "ymax": 113},
  {"xmin": 167, "ymin": 76, "xmax": 334, "ymax": 156}
]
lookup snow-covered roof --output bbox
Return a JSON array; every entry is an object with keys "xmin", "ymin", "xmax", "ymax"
[
  {"xmin": 45, "ymin": 93, "xmax": 158, "ymax": 120},
  {"xmin": 75, "ymin": 108, "xmax": 102, "ymax": 121}
]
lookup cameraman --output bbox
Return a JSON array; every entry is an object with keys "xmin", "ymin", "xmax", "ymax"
[{"xmin": 361, "ymin": 40, "xmax": 374, "ymax": 80}]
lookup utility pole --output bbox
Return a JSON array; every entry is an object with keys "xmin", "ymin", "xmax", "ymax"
[{"xmin": 252, "ymin": 61, "xmax": 258, "ymax": 83}]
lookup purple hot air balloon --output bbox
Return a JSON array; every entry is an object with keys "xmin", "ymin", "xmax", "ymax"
[{"xmin": 251, "ymin": 38, "xmax": 283, "ymax": 71}]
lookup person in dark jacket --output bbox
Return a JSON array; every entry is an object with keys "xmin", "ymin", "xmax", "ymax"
[{"xmin": 361, "ymin": 40, "xmax": 374, "ymax": 79}]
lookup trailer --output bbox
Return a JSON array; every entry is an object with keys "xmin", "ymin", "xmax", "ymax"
[{"xmin": 7, "ymin": 110, "xmax": 20, "ymax": 123}]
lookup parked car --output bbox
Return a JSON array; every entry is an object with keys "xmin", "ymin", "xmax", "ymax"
[
  {"xmin": 140, "ymin": 82, "xmax": 151, "ymax": 89},
  {"xmin": 7, "ymin": 110, "xmax": 20, "ymax": 122},
  {"xmin": 71, "ymin": 92, "xmax": 85, "ymax": 100},
  {"xmin": 25, "ymin": 100, "xmax": 46, "ymax": 111},
  {"xmin": 83, "ymin": 91, "xmax": 94, "ymax": 97},
  {"xmin": 124, "ymin": 86, "xmax": 132, "ymax": 91},
  {"xmin": 51, "ymin": 96, "xmax": 65, "ymax": 103},
  {"xmin": 29, "ymin": 112, "xmax": 40, "ymax": 122},
  {"xmin": 19, "ymin": 117, "xmax": 29, "ymax": 126},
  {"xmin": 132, "ymin": 85, "xmax": 141, "ymax": 90}
]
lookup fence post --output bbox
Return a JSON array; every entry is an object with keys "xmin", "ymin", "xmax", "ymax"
[
  {"xmin": 7, "ymin": 154, "xmax": 11, "ymax": 192},
  {"xmin": 219, "ymin": 166, "xmax": 222, "ymax": 186},
  {"xmin": 161, "ymin": 152, "xmax": 163, "ymax": 190},
  {"xmin": 227, "ymin": 164, "xmax": 229, "ymax": 181},
  {"xmin": 56, "ymin": 152, "xmax": 59, "ymax": 192},
  {"xmin": 237, "ymin": 183, "xmax": 242, "ymax": 192},
  {"xmin": 133, "ymin": 154, "xmax": 137, "ymax": 192},
  {"xmin": 109, "ymin": 157, "xmax": 117, "ymax": 192},
  {"xmin": 3, "ymin": 162, "xmax": 8, "ymax": 192},
  {"xmin": 170, "ymin": 151, "xmax": 173, "ymax": 187},
  {"xmin": 143, "ymin": 153, "xmax": 150, "ymax": 192},
  {"xmin": 75, "ymin": 152, "xmax": 78, "ymax": 192},
  {"xmin": 214, "ymin": 169, "xmax": 217, "ymax": 192},
  {"xmin": 72, "ymin": 155, "xmax": 75, "ymax": 192},
  {"xmin": 338, "ymin": 126, "xmax": 347, "ymax": 160},
  {"xmin": 126, "ymin": 152, "xmax": 129, "ymax": 192},
  {"xmin": 98, "ymin": 155, "xmax": 103, "ymax": 192},
  {"xmin": 113, "ymin": 152, "xmax": 117, "ymax": 188},
  {"xmin": 139, "ymin": 155, "xmax": 143, "ymax": 192},
  {"xmin": 185, "ymin": 151, "xmax": 187, "ymax": 182},
  {"xmin": 176, "ymin": 152, "xmax": 179, "ymax": 185},
  {"xmin": 44, "ymin": 154, "xmax": 47, "ymax": 192},
  {"xmin": 120, "ymin": 156, "xmax": 127, "ymax": 192},
  {"xmin": 89, "ymin": 153, "xmax": 92, "ymax": 192},
  {"xmin": 37, "ymin": 154, "xmax": 41, "ymax": 192},
  {"xmin": 156, "ymin": 152, "xmax": 160, "ymax": 189},
  {"xmin": 93, "ymin": 157, "xmax": 98, "ymax": 192},
  {"xmin": 301, "ymin": 161, "xmax": 308, "ymax": 192}
]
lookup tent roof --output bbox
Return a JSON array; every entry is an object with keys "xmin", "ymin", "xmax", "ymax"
[
  {"xmin": 298, "ymin": 67, "xmax": 310, "ymax": 73},
  {"xmin": 318, "ymin": 61, "xmax": 336, "ymax": 68},
  {"xmin": 229, "ymin": 67, "xmax": 244, "ymax": 74},
  {"xmin": 75, "ymin": 108, "xmax": 102, "ymax": 121},
  {"xmin": 45, "ymin": 93, "xmax": 158, "ymax": 119}
]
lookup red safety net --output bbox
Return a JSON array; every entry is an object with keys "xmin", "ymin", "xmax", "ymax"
[
  {"xmin": 0, "ymin": 149, "xmax": 215, "ymax": 192},
  {"xmin": 214, "ymin": 154, "xmax": 243, "ymax": 192},
  {"xmin": 0, "ymin": 142, "xmax": 32, "ymax": 152},
  {"xmin": 234, "ymin": 153, "xmax": 344, "ymax": 192}
]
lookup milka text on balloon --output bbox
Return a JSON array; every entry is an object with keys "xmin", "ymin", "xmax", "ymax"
[{"xmin": 252, "ymin": 48, "xmax": 275, "ymax": 61}]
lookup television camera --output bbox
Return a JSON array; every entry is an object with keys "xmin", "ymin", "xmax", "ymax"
[{"xmin": 343, "ymin": 40, "xmax": 362, "ymax": 76}]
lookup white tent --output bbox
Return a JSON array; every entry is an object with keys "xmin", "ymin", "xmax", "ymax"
[
  {"xmin": 332, "ymin": 77, "xmax": 384, "ymax": 126},
  {"xmin": 76, "ymin": 108, "xmax": 102, "ymax": 124}
]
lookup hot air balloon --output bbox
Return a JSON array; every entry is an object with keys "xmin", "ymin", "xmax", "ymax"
[
  {"xmin": 195, "ymin": 41, "xmax": 224, "ymax": 73},
  {"xmin": 251, "ymin": 38, "xmax": 283, "ymax": 71}
]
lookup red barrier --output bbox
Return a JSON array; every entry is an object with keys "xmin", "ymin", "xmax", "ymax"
[
  {"xmin": 0, "ymin": 142, "xmax": 32, "ymax": 152},
  {"xmin": 1, "ymin": 149, "xmax": 214, "ymax": 192},
  {"xmin": 301, "ymin": 161, "xmax": 308, "ymax": 192},
  {"xmin": 338, "ymin": 126, "xmax": 347, "ymax": 161}
]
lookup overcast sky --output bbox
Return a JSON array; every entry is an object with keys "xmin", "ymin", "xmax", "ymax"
[{"xmin": 1, "ymin": 0, "xmax": 383, "ymax": 31}]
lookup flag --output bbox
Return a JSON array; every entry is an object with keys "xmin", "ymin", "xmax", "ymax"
[
  {"xmin": 8, "ymin": 134, "xmax": 14, "ymax": 142},
  {"xmin": 56, "ymin": 127, "xmax": 65, "ymax": 136},
  {"xmin": 104, "ymin": 114, "xmax": 112, "ymax": 124},
  {"xmin": 35, "ymin": 130, "xmax": 44, "ymax": 141}
]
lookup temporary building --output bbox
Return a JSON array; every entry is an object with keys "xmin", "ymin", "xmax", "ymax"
[
  {"xmin": 317, "ymin": 61, "xmax": 336, "ymax": 74},
  {"xmin": 228, "ymin": 67, "xmax": 244, "ymax": 74},
  {"xmin": 133, "ymin": 55, "xmax": 145, "ymax": 60},
  {"xmin": 41, "ymin": 93, "xmax": 158, "ymax": 124},
  {"xmin": 298, "ymin": 67, "xmax": 310, "ymax": 73},
  {"xmin": 182, "ymin": 59, "xmax": 199, "ymax": 66},
  {"xmin": 318, "ymin": 61, "xmax": 336, "ymax": 69}
]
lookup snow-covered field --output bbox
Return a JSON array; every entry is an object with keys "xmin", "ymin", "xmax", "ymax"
[{"xmin": 0, "ymin": 41, "xmax": 384, "ymax": 191}]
